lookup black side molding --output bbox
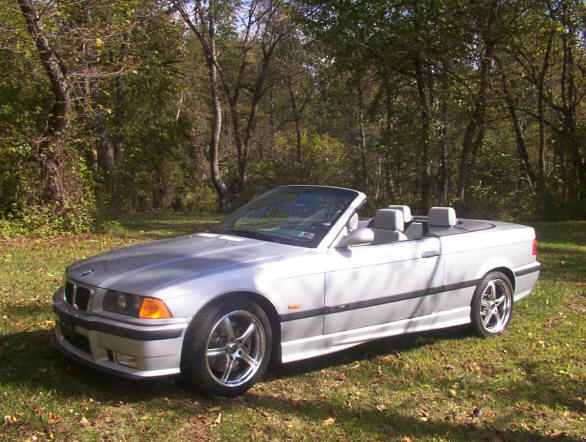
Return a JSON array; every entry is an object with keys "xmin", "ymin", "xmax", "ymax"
[
  {"xmin": 514, "ymin": 262, "xmax": 542, "ymax": 277},
  {"xmin": 279, "ymin": 279, "xmax": 479, "ymax": 322}
]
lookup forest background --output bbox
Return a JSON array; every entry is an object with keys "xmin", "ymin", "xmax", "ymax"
[{"xmin": 1, "ymin": 0, "xmax": 585, "ymax": 235}]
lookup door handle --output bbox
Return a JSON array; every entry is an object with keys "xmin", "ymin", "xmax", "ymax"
[{"xmin": 422, "ymin": 250, "xmax": 439, "ymax": 258}]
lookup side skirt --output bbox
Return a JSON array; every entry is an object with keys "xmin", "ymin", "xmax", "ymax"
[{"xmin": 280, "ymin": 306, "xmax": 471, "ymax": 364}]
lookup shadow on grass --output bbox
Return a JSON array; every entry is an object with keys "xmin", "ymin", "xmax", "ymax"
[
  {"xmin": 241, "ymin": 391, "xmax": 559, "ymax": 442},
  {"xmin": 267, "ymin": 325, "xmax": 472, "ymax": 380},
  {"xmin": 0, "ymin": 330, "xmax": 186, "ymax": 404},
  {"xmin": 1, "ymin": 325, "xmax": 582, "ymax": 439},
  {"xmin": 0, "ymin": 327, "xmax": 468, "ymax": 403}
]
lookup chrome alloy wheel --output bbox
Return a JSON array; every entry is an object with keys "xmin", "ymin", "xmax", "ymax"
[
  {"xmin": 479, "ymin": 279, "xmax": 512, "ymax": 333},
  {"xmin": 205, "ymin": 310, "xmax": 266, "ymax": 387}
]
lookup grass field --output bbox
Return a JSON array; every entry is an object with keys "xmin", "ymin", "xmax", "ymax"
[{"xmin": 0, "ymin": 215, "xmax": 584, "ymax": 441}]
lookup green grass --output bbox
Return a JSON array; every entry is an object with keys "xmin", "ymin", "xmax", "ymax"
[{"xmin": 0, "ymin": 217, "xmax": 584, "ymax": 441}]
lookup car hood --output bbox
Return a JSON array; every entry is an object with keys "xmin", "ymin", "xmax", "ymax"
[{"xmin": 67, "ymin": 233, "xmax": 304, "ymax": 295}]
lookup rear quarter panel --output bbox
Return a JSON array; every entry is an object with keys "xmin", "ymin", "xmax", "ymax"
[{"xmin": 441, "ymin": 221, "xmax": 537, "ymax": 288}]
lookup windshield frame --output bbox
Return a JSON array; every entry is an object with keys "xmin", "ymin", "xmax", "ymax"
[{"xmin": 211, "ymin": 185, "xmax": 364, "ymax": 249}]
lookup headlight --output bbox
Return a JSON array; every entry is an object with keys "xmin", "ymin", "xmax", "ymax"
[{"xmin": 103, "ymin": 291, "xmax": 172, "ymax": 319}]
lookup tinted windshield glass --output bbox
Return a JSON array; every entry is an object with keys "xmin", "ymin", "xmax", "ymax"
[{"xmin": 212, "ymin": 186, "xmax": 358, "ymax": 248}]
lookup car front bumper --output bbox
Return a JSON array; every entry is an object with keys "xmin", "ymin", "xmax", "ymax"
[{"xmin": 53, "ymin": 291, "xmax": 189, "ymax": 379}]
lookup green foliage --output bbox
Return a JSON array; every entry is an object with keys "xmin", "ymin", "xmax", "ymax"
[
  {"xmin": 1, "ymin": 0, "xmax": 585, "ymax": 236},
  {"xmin": 248, "ymin": 131, "xmax": 350, "ymax": 187}
]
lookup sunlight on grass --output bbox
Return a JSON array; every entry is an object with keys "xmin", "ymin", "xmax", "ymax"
[{"xmin": 0, "ymin": 216, "xmax": 584, "ymax": 441}]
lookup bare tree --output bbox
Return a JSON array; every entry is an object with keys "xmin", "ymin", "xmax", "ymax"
[{"xmin": 216, "ymin": 0, "xmax": 286, "ymax": 188}]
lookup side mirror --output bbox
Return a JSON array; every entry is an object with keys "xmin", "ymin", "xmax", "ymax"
[{"xmin": 336, "ymin": 228, "xmax": 374, "ymax": 248}]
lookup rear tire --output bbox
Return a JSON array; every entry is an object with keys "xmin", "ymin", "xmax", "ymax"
[
  {"xmin": 180, "ymin": 298, "xmax": 272, "ymax": 396},
  {"xmin": 471, "ymin": 271, "xmax": 514, "ymax": 337}
]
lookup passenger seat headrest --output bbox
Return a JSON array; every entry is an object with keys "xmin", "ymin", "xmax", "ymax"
[
  {"xmin": 387, "ymin": 205, "xmax": 412, "ymax": 223},
  {"xmin": 428, "ymin": 207, "xmax": 457, "ymax": 227},
  {"xmin": 374, "ymin": 209, "xmax": 405, "ymax": 232}
]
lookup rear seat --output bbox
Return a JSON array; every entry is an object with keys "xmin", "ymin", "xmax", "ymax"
[
  {"xmin": 428, "ymin": 207, "xmax": 457, "ymax": 230},
  {"xmin": 372, "ymin": 208, "xmax": 407, "ymax": 243}
]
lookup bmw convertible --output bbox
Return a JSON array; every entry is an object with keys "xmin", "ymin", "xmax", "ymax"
[{"xmin": 53, "ymin": 185, "xmax": 541, "ymax": 396}]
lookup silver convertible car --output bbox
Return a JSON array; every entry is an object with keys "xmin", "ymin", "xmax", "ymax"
[{"xmin": 53, "ymin": 185, "xmax": 541, "ymax": 396}]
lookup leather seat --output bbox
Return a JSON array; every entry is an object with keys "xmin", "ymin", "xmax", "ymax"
[
  {"xmin": 372, "ymin": 209, "xmax": 408, "ymax": 243},
  {"xmin": 388, "ymin": 204, "xmax": 424, "ymax": 239},
  {"xmin": 428, "ymin": 207, "xmax": 457, "ymax": 227}
]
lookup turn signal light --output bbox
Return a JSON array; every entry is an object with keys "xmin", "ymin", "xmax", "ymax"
[
  {"xmin": 138, "ymin": 297, "xmax": 172, "ymax": 319},
  {"xmin": 532, "ymin": 238, "xmax": 537, "ymax": 256}
]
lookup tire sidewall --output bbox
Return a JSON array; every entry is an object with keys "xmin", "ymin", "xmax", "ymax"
[
  {"xmin": 180, "ymin": 297, "xmax": 272, "ymax": 396},
  {"xmin": 471, "ymin": 271, "xmax": 514, "ymax": 337}
]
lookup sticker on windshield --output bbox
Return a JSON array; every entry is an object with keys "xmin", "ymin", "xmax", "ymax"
[{"xmin": 294, "ymin": 231, "xmax": 315, "ymax": 240}]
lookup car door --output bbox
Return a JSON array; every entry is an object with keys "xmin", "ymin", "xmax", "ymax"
[{"xmin": 323, "ymin": 237, "xmax": 443, "ymax": 334}]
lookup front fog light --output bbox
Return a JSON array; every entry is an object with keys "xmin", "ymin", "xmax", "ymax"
[{"xmin": 113, "ymin": 351, "xmax": 137, "ymax": 368}]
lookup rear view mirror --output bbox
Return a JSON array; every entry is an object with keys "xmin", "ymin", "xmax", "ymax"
[{"xmin": 336, "ymin": 228, "xmax": 374, "ymax": 248}]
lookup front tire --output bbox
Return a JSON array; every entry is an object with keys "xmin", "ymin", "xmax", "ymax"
[
  {"xmin": 181, "ymin": 298, "xmax": 272, "ymax": 396},
  {"xmin": 471, "ymin": 271, "xmax": 514, "ymax": 337}
]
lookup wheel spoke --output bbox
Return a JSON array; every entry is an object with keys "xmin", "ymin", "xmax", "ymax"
[
  {"xmin": 236, "ymin": 323, "xmax": 256, "ymax": 344},
  {"xmin": 482, "ymin": 309, "xmax": 494, "ymax": 326},
  {"xmin": 221, "ymin": 356, "xmax": 234, "ymax": 382},
  {"xmin": 239, "ymin": 350, "xmax": 259, "ymax": 368},
  {"xmin": 493, "ymin": 308, "xmax": 502, "ymax": 326},
  {"xmin": 481, "ymin": 299, "xmax": 491, "ymax": 308},
  {"xmin": 222, "ymin": 317, "xmax": 236, "ymax": 340},
  {"xmin": 495, "ymin": 295, "xmax": 506, "ymax": 306},
  {"xmin": 206, "ymin": 346, "xmax": 225, "ymax": 358}
]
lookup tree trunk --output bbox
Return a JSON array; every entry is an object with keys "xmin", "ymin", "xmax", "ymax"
[
  {"xmin": 357, "ymin": 84, "xmax": 368, "ymax": 188},
  {"xmin": 172, "ymin": 0, "xmax": 229, "ymax": 211},
  {"xmin": 438, "ymin": 102, "xmax": 449, "ymax": 205},
  {"xmin": 536, "ymin": 31, "xmax": 553, "ymax": 191},
  {"xmin": 18, "ymin": 0, "xmax": 72, "ymax": 205},
  {"xmin": 499, "ymin": 71, "xmax": 537, "ymax": 186},
  {"xmin": 208, "ymin": 34, "xmax": 228, "ymax": 212},
  {"xmin": 287, "ymin": 76, "xmax": 303, "ymax": 165},
  {"xmin": 457, "ymin": 0, "xmax": 498, "ymax": 212},
  {"xmin": 413, "ymin": 54, "xmax": 431, "ymax": 211}
]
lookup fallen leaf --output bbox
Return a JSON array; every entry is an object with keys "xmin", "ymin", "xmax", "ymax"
[
  {"xmin": 376, "ymin": 404, "xmax": 387, "ymax": 412},
  {"xmin": 448, "ymin": 388, "xmax": 457, "ymax": 397},
  {"xmin": 79, "ymin": 416, "xmax": 89, "ymax": 427},
  {"xmin": 401, "ymin": 437, "xmax": 413, "ymax": 442},
  {"xmin": 485, "ymin": 410, "xmax": 495, "ymax": 421},
  {"xmin": 547, "ymin": 429, "xmax": 564, "ymax": 438},
  {"xmin": 214, "ymin": 413, "xmax": 222, "ymax": 425},
  {"xmin": 322, "ymin": 417, "xmax": 336, "ymax": 426},
  {"xmin": 47, "ymin": 413, "xmax": 60, "ymax": 424}
]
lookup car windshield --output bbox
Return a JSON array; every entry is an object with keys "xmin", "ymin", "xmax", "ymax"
[{"xmin": 212, "ymin": 186, "xmax": 359, "ymax": 248}]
